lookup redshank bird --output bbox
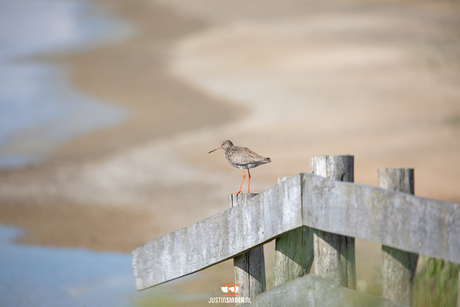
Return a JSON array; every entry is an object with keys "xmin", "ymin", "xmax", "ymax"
[{"xmin": 208, "ymin": 140, "xmax": 271, "ymax": 195}]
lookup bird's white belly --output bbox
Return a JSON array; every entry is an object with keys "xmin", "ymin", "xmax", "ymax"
[{"xmin": 228, "ymin": 160, "xmax": 264, "ymax": 170}]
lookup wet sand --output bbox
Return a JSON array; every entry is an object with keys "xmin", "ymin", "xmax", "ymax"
[
  {"xmin": 0, "ymin": 0, "xmax": 241, "ymax": 253},
  {"xmin": 0, "ymin": 0, "xmax": 460, "ymax": 300},
  {"xmin": 48, "ymin": 0, "xmax": 241, "ymax": 164}
]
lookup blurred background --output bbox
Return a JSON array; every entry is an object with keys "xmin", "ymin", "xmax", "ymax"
[{"xmin": 0, "ymin": 0, "xmax": 459, "ymax": 306}]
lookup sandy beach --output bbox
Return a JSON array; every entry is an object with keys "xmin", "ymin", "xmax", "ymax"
[{"xmin": 1, "ymin": 0, "xmax": 460, "ymax": 301}]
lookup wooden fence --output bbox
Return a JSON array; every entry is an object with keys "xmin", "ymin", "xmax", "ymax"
[{"xmin": 132, "ymin": 155, "xmax": 460, "ymax": 306}]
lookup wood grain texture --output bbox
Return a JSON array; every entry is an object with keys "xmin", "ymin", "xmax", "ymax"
[
  {"xmin": 273, "ymin": 177, "xmax": 313, "ymax": 287},
  {"xmin": 378, "ymin": 168, "xmax": 414, "ymax": 194},
  {"xmin": 314, "ymin": 230, "xmax": 356, "ymax": 288},
  {"xmin": 310, "ymin": 155, "xmax": 356, "ymax": 289},
  {"xmin": 309, "ymin": 155, "xmax": 354, "ymax": 182},
  {"xmin": 132, "ymin": 174, "xmax": 302, "ymax": 291},
  {"xmin": 133, "ymin": 173, "xmax": 460, "ymax": 291},
  {"xmin": 379, "ymin": 168, "xmax": 418, "ymax": 307},
  {"xmin": 229, "ymin": 193, "xmax": 266, "ymax": 297},
  {"xmin": 239, "ymin": 274, "xmax": 404, "ymax": 307},
  {"xmin": 301, "ymin": 174, "xmax": 460, "ymax": 265},
  {"xmin": 274, "ymin": 226, "xmax": 313, "ymax": 287}
]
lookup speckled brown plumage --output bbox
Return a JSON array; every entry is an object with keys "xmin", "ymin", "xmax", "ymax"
[{"xmin": 208, "ymin": 140, "xmax": 271, "ymax": 194}]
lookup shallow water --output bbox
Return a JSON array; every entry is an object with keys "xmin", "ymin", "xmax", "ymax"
[
  {"xmin": 0, "ymin": 224, "xmax": 209, "ymax": 306},
  {"xmin": 0, "ymin": 224, "xmax": 139, "ymax": 306},
  {"xmin": 0, "ymin": 0, "xmax": 133, "ymax": 168}
]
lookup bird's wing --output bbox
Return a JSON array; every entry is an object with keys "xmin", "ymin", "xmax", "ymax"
[{"xmin": 231, "ymin": 146, "xmax": 267, "ymax": 164}]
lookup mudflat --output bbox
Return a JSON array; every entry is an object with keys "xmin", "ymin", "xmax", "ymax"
[{"xmin": 0, "ymin": 0, "xmax": 459, "ymax": 287}]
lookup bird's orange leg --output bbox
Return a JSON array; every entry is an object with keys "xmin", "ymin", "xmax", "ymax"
[
  {"xmin": 247, "ymin": 169, "xmax": 251, "ymax": 193},
  {"xmin": 234, "ymin": 169, "xmax": 245, "ymax": 195}
]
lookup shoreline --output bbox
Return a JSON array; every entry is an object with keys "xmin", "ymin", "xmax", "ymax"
[
  {"xmin": 1, "ymin": 1, "xmax": 460, "ymax": 303},
  {"xmin": 1, "ymin": 0, "xmax": 460, "ymax": 257},
  {"xmin": 46, "ymin": 0, "xmax": 241, "ymax": 167},
  {"xmin": 0, "ymin": 0, "xmax": 240, "ymax": 252}
]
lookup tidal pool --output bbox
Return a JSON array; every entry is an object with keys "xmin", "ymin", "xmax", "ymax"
[{"xmin": 0, "ymin": 0, "xmax": 133, "ymax": 168}]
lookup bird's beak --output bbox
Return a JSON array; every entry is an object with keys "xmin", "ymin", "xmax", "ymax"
[{"xmin": 208, "ymin": 146, "xmax": 221, "ymax": 154}]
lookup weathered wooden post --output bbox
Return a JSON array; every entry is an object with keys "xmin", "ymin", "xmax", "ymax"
[
  {"xmin": 378, "ymin": 168, "xmax": 418, "ymax": 306},
  {"xmin": 229, "ymin": 193, "xmax": 266, "ymax": 298},
  {"xmin": 309, "ymin": 155, "xmax": 356, "ymax": 289},
  {"xmin": 273, "ymin": 177, "xmax": 313, "ymax": 287}
]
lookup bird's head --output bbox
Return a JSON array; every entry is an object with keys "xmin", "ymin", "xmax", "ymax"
[{"xmin": 208, "ymin": 140, "xmax": 233, "ymax": 153}]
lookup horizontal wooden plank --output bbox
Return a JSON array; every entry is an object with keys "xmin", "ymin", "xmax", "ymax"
[
  {"xmin": 302, "ymin": 174, "xmax": 460, "ymax": 265},
  {"xmin": 133, "ymin": 173, "xmax": 460, "ymax": 290},
  {"xmin": 132, "ymin": 174, "xmax": 303, "ymax": 291},
  {"xmin": 239, "ymin": 273, "xmax": 403, "ymax": 307}
]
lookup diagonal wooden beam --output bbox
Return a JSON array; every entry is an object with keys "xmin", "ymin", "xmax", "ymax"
[{"xmin": 132, "ymin": 174, "xmax": 303, "ymax": 291}]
